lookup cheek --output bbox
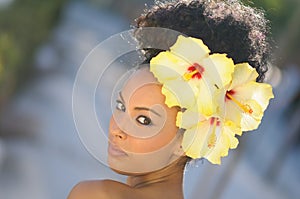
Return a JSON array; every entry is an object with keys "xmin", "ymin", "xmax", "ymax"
[
  {"xmin": 109, "ymin": 105, "xmax": 180, "ymax": 153},
  {"xmin": 126, "ymin": 120, "xmax": 178, "ymax": 153},
  {"xmin": 127, "ymin": 108, "xmax": 179, "ymax": 153},
  {"xmin": 108, "ymin": 116, "xmax": 116, "ymax": 136}
]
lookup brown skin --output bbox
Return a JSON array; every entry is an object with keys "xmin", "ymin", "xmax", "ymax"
[
  {"xmin": 67, "ymin": 157, "xmax": 187, "ymax": 199},
  {"xmin": 68, "ymin": 68, "xmax": 187, "ymax": 199}
]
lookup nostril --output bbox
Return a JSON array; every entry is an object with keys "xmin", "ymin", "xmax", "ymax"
[
  {"xmin": 115, "ymin": 132, "xmax": 127, "ymax": 140},
  {"xmin": 116, "ymin": 134, "xmax": 122, "ymax": 139}
]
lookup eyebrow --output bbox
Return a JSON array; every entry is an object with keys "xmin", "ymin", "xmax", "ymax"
[
  {"xmin": 119, "ymin": 92, "xmax": 125, "ymax": 103},
  {"xmin": 119, "ymin": 92, "xmax": 162, "ymax": 117},
  {"xmin": 134, "ymin": 107, "xmax": 162, "ymax": 117}
]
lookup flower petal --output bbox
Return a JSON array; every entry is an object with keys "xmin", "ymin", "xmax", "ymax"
[
  {"xmin": 170, "ymin": 35, "xmax": 210, "ymax": 64},
  {"xmin": 176, "ymin": 109, "xmax": 206, "ymax": 129},
  {"xmin": 228, "ymin": 63, "xmax": 258, "ymax": 90},
  {"xmin": 240, "ymin": 99, "xmax": 263, "ymax": 131},
  {"xmin": 225, "ymin": 100, "xmax": 243, "ymax": 127},
  {"xmin": 224, "ymin": 120, "xmax": 242, "ymax": 136},
  {"xmin": 181, "ymin": 121, "xmax": 211, "ymax": 159},
  {"xmin": 201, "ymin": 54, "xmax": 235, "ymax": 88},
  {"xmin": 233, "ymin": 81, "xmax": 274, "ymax": 111},
  {"xmin": 206, "ymin": 122, "xmax": 240, "ymax": 164},
  {"xmin": 195, "ymin": 80, "xmax": 220, "ymax": 116},
  {"xmin": 161, "ymin": 79, "xmax": 198, "ymax": 109},
  {"xmin": 150, "ymin": 51, "xmax": 188, "ymax": 83},
  {"xmin": 181, "ymin": 114, "xmax": 241, "ymax": 164}
]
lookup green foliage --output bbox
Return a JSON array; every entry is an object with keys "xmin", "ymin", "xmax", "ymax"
[
  {"xmin": 0, "ymin": 0, "xmax": 66, "ymax": 109},
  {"xmin": 242, "ymin": 0, "xmax": 298, "ymax": 35},
  {"xmin": 0, "ymin": 34, "xmax": 20, "ymax": 106},
  {"xmin": 242, "ymin": 0, "xmax": 300, "ymax": 66}
]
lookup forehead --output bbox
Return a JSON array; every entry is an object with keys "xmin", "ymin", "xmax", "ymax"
[
  {"xmin": 121, "ymin": 67, "xmax": 165, "ymax": 104},
  {"xmin": 125, "ymin": 67, "xmax": 159, "ymax": 88}
]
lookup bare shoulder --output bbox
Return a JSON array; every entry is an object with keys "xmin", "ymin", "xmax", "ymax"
[{"xmin": 67, "ymin": 179, "xmax": 134, "ymax": 199}]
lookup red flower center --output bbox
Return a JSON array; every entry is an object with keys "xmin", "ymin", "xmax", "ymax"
[
  {"xmin": 210, "ymin": 117, "xmax": 221, "ymax": 126},
  {"xmin": 183, "ymin": 63, "xmax": 205, "ymax": 80}
]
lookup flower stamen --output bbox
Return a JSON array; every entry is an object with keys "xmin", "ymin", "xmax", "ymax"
[
  {"xmin": 183, "ymin": 69, "xmax": 199, "ymax": 80},
  {"xmin": 183, "ymin": 63, "xmax": 204, "ymax": 81},
  {"xmin": 226, "ymin": 92, "xmax": 253, "ymax": 114},
  {"xmin": 208, "ymin": 118, "xmax": 219, "ymax": 149}
]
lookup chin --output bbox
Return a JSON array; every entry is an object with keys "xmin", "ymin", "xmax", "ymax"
[{"xmin": 107, "ymin": 155, "xmax": 173, "ymax": 175}]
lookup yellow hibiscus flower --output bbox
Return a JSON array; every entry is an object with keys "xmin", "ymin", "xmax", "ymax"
[
  {"xmin": 150, "ymin": 35, "xmax": 235, "ymax": 115},
  {"xmin": 224, "ymin": 63, "xmax": 274, "ymax": 132},
  {"xmin": 149, "ymin": 34, "xmax": 274, "ymax": 164},
  {"xmin": 177, "ymin": 110, "xmax": 240, "ymax": 164}
]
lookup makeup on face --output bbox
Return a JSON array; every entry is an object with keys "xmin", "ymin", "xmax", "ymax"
[{"xmin": 107, "ymin": 67, "xmax": 184, "ymax": 174}]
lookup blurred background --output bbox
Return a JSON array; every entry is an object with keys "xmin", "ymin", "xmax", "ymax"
[{"xmin": 0, "ymin": 0, "xmax": 299, "ymax": 199}]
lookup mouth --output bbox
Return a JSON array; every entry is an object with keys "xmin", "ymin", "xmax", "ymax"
[{"xmin": 108, "ymin": 144, "xmax": 128, "ymax": 157}]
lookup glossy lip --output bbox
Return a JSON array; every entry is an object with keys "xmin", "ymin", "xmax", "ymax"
[{"xmin": 108, "ymin": 144, "xmax": 128, "ymax": 157}]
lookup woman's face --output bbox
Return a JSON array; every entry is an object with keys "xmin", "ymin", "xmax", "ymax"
[{"xmin": 107, "ymin": 67, "xmax": 184, "ymax": 174}]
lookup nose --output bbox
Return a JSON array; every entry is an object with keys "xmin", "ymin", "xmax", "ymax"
[
  {"xmin": 109, "ymin": 116, "xmax": 127, "ymax": 141},
  {"xmin": 113, "ymin": 131, "xmax": 127, "ymax": 140}
]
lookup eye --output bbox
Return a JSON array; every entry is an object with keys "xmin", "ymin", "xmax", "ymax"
[
  {"xmin": 116, "ymin": 100, "xmax": 125, "ymax": 112},
  {"xmin": 136, "ymin": 115, "xmax": 152, "ymax": 126}
]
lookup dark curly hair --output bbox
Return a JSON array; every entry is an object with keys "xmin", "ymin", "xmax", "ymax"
[{"xmin": 135, "ymin": 0, "xmax": 271, "ymax": 82}]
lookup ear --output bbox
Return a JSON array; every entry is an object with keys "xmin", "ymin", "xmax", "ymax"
[
  {"xmin": 173, "ymin": 144, "xmax": 185, "ymax": 157},
  {"xmin": 172, "ymin": 130, "xmax": 185, "ymax": 157}
]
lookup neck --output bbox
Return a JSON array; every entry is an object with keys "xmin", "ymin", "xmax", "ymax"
[{"xmin": 126, "ymin": 157, "xmax": 188, "ymax": 188}]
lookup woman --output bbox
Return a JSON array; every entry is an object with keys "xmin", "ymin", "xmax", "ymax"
[{"xmin": 68, "ymin": 0, "xmax": 273, "ymax": 198}]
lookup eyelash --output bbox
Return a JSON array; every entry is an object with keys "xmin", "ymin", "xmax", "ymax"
[
  {"xmin": 115, "ymin": 100, "xmax": 152, "ymax": 126},
  {"xmin": 136, "ymin": 115, "xmax": 152, "ymax": 126},
  {"xmin": 116, "ymin": 100, "xmax": 125, "ymax": 112}
]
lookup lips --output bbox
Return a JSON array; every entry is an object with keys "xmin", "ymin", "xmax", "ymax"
[{"xmin": 108, "ymin": 144, "xmax": 128, "ymax": 157}]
